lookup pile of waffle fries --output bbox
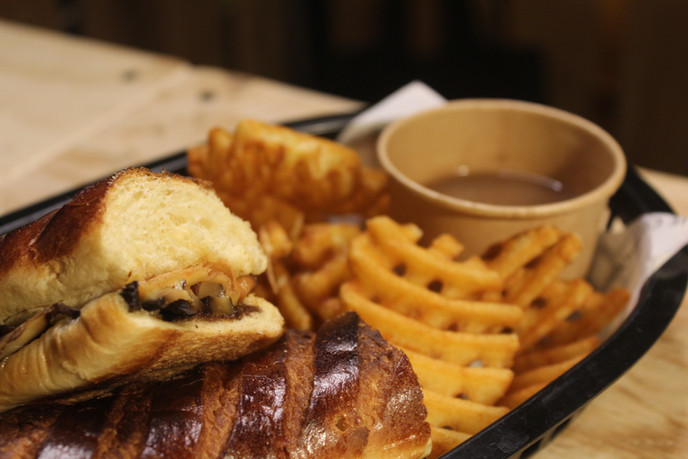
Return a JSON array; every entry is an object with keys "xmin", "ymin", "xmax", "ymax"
[{"xmin": 188, "ymin": 120, "xmax": 630, "ymax": 458}]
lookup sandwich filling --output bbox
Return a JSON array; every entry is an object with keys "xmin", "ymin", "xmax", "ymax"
[
  {"xmin": 0, "ymin": 265, "xmax": 257, "ymax": 361},
  {"xmin": 122, "ymin": 265, "xmax": 257, "ymax": 320}
]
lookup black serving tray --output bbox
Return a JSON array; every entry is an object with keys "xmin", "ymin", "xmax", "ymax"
[{"xmin": 0, "ymin": 114, "xmax": 685, "ymax": 458}]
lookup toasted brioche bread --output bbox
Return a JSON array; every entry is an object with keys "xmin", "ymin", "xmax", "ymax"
[
  {"xmin": 0, "ymin": 168, "xmax": 284, "ymax": 413},
  {"xmin": 0, "ymin": 313, "xmax": 431, "ymax": 459},
  {"xmin": 0, "ymin": 168, "xmax": 267, "ymax": 324},
  {"xmin": 0, "ymin": 290, "xmax": 282, "ymax": 413}
]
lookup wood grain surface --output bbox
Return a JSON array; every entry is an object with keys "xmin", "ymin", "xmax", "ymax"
[
  {"xmin": 0, "ymin": 20, "xmax": 361, "ymax": 216},
  {"xmin": 0, "ymin": 19, "xmax": 686, "ymax": 459},
  {"xmin": 0, "ymin": 19, "xmax": 189, "ymax": 184}
]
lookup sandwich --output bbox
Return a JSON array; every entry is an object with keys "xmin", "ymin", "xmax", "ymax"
[
  {"xmin": 0, "ymin": 312, "xmax": 432, "ymax": 459},
  {"xmin": 0, "ymin": 168, "xmax": 284, "ymax": 413}
]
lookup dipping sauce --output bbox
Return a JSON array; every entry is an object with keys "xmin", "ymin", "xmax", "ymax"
[{"xmin": 423, "ymin": 167, "xmax": 574, "ymax": 206}]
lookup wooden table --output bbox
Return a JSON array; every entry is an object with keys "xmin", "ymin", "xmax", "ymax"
[{"xmin": 1, "ymin": 19, "xmax": 686, "ymax": 458}]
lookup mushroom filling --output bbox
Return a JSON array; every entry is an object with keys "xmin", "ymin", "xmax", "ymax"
[
  {"xmin": 0, "ymin": 303, "xmax": 81, "ymax": 360},
  {"xmin": 0, "ymin": 266, "xmax": 256, "ymax": 360},
  {"xmin": 122, "ymin": 269, "xmax": 256, "ymax": 322}
]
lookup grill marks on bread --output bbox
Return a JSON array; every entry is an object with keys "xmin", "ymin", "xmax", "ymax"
[
  {"xmin": 38, "ymin": 396, "xmax": 115, "ymax": 458},
  {"xmin": 0, "ymin": 171, "xmax": 210, "ymax": 272},
  {"xmin": 224, "ymin": 330, "xmax": 313, "ymax": 457},
  {"xmin": 0, "ymin": 313, "xmax": 431, "ymax": 458},
  {"xmin": 0, "ymin": 176, "xmax": 110, "ymax": 278},
  {"xmin": 298, "ymin": 313, "xmax": 365, "ymax": 457}
]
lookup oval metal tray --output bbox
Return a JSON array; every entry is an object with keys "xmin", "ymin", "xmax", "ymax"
[{"xmin": 0, "ymin": 113, "xmax": 685, "ymax": 458}]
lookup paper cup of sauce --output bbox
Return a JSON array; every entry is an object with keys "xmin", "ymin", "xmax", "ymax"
[{"xmin": 376, "ymin": 99, "xmax": 627, "ymax": 278}]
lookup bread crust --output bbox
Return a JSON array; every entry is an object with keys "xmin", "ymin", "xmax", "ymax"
[
  {"xmin": 0, "ymin": 170, "xmax": 206, "ymax": 274},
  {"xmin": 0, "ymin": 313, "xmax": 431, "ymax": 459}
]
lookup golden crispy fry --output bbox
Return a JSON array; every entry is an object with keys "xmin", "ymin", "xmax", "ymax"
[
  {"xmin": 502, "ymin": 233, "xmax": 583, "ymax": 307},
  {"xmin": 258, "ymin": 220, "xmax": 293, "ymax": 261},
  {"xmin": 229, "ymin": 120, "xmax": 364, "ymax": 207},
  {"xmin": 510, "ymin": 354, "xmax": 586, "ymax": 393},
  {"xmin": 187, "ymin": 120, "xmax": 389, "ymax": 233},
  {"xmin": 291, "ymin": 222, "xmax": 361, "ymax": 269},
  {"xmin": 365, "ymin": 216, "xmax": 503, "ymax": 298},
  {"xmin": 482, "ymin": 226, "xmax": 562, "ymax": 279},
  {"xmin": 429, "ymin": 427, "xmax": 471, "ymax": 459},
  {"xmin": 501, "ymin": 353, "xmax": 587, "ymax": 409},
  {"xmin": 284, "ymin": 222, "xmax": 361, "ymax": 323},
  {"xmin": 516, "ymin": 278, "xmax": 594, "ymax": 352},
  {"xmin": 336, "ymin": 217, "xmax": 631, "ymax": 450},
  {"xmin": 192, "ymin": 122, "xmax": 358, "ymax": 202},
  {"xmin": 349, "ymin": 233, "xmax": 523, "ymax": 333},
  {"xmin": 403, "ymin": 347, "xmax": 513, "ymax": 405},
  {"xmin": 293, "ymin": 252, "xmax": 350, "ymax": 321},
  {"xmin": 428, "ymin": 233, "xmax": 465, "ymax": 260},
  {"xmin": 271, "ymin": 261, "xmax": 312, "ymax": 331},
  {"xmin": 546, "ymin": 288, "xmax": 631, "ymax": 346},
  {"xmin": 341, "ymin": 283, "xmax": 520, "ymax": 368},
  {"xmin": 423, "ymin": 389, "xmax": 509, "ymax": 435},
  {"xmin": 513, "ymin": 335, "xmax": 600, "ymax": 373},
  {"xmin": 499, "ymin": 382, "xmax": 548, "ymax": 409},
  {"xmin": 327, "ymin": 167, "xmax": 390, "ymax": 215}
]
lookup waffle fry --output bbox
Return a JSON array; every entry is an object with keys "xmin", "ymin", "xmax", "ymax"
[
  {"xmin": 500, "ymin": 353, "xmax": 588, "ymax": 409},
  {"xmin": 403, "ymin": 347, "xmax": 513, "ymax": 405},
  {"xmin": 341, "ymin": 282, "xmax": 519, "ymax": 368},
  {"xmin": 256, "ymin": 220, "xmax": 360, "ymax": 328},
  {"xmin": 338, "ymin": 216, "xmax": 517, "ymax": 455},
  {"xmin": 429, "ymin": 428, "xmax": 471, "ymax": 459},
  {"xmin": 516, "ymin": 278, "xmax": 594, "ymax": 353},
  {"xmin": 482, "ymin": 226, "xmax": 563, "ymax": 279},
  {"xmin": 187, "ymin": 120, "xmax": 388, "ymax": 234},
  {"xmin": 423, "ymin": 389, "xmax": 509, "ymax": 435},
  {"xmin": 513, "ymin": 335, "xmax": 601, "ymax": 373},
  {"xmin": 545, "ymin": 287, "xmax": 631, "ymax": 346},
  {"xmin": 500, "ymin": 233, "xmax": 583, "ymax": 308},
  {"xmin": 336, "ymin": 216, "xmax": 630, "ymax": 456},
  {"xmin": 365, "ymin": 217, "xmax": 503, "ymax": 298},
  {"xmin": 349, "ymin": 234, "xmax": 523, "ymax": 333}
]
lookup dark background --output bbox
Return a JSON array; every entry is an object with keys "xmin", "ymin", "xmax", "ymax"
[{"xmin": 2, "ymin": 0, "xmax": 688, "ymax": 175}]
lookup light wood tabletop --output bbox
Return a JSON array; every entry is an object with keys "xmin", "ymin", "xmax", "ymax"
[{"xmin": 1, "ymin": 19, "xmax": 687, "ymax": 458}]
